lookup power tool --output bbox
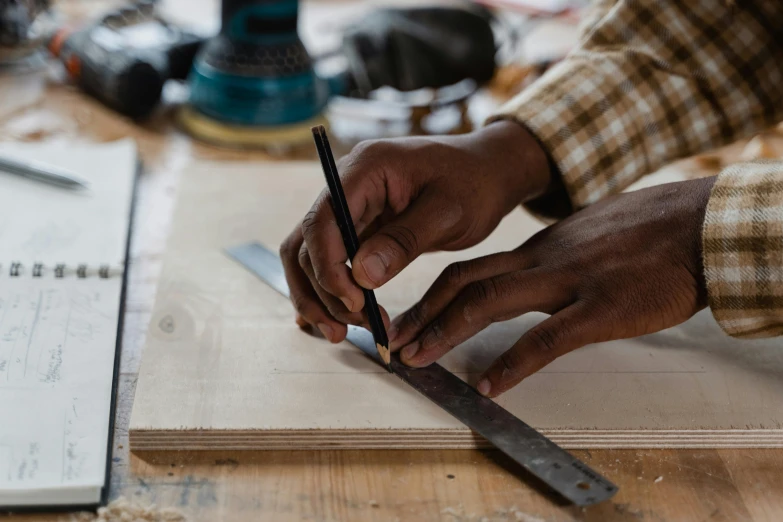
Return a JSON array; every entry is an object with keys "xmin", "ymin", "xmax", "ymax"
[
  {"xmin": 179, "ymin": 0, "xmax": 334, "ymax": 149},
  {"xmin": 180, "ymin": 0, "xmax": 497, "ymax": 149},
  {"xmin": 48, "ymin": 1, "xmax": 204, "ymax": 119}
]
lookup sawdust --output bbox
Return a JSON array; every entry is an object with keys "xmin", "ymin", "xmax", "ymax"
[{"xmin": 69, "ymin": 496, "xmax": 187, "ymax": 522}]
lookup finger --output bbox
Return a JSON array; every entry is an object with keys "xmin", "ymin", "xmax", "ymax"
[
  {"xmin": 299, "ymin": 242, "xmax": 393, "ymax": 334},
  {"xmin": 295, "ymin": 314, "xmax": 308, "ymax": 328},
  {"xmin": 351, "ymin": 192, "xmax": 461, "ymax": 290},
  {"xmin": 298, "ymin": 242, "xmax": 367, "ymax": 326},
  {"xmin": 301, "ymin": 147, "xmax": 397, "ymax": 310},
  {"xmin": 477, "ymin": 303, "xmax": 598, "ymax": 398},
  {"xmin": 301, "ymin": 198, "xmax": 367, "ymax": 313},
  {"xmin": 390, "ymin": 251, "xmax": 529, "ymax": 350},
  {"xmin": 400, "ymin": 268, "xmax": 572, "ymax": 368},
  {"xmin": 280, "ymin": 231, "xmax": 347, "ymax": 343}
]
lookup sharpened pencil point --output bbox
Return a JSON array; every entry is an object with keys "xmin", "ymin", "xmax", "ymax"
[{"xmin": 376, "ymin": 342, "xmax": 391, "ymax": 371}]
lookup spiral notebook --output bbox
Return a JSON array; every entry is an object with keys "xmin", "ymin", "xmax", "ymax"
[{"xmin": 0, "ymin": 139, "xmax": 137, "ymax": 510}]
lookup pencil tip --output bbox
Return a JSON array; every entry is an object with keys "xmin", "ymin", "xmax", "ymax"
[{"xmin": 376, "ymin": 342, "xmax": 391, "ymax": 368}]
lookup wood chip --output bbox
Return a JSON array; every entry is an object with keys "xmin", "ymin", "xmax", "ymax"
[{"xmin": 71, "ymin": 497, "xmax": 187, "ymax": 522}]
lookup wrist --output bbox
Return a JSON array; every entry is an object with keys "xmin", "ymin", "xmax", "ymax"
[
  {"xmin": 681, "ymin": 175, "xmax": 717, "ymax": 297},
  {"xmin": 478, "ymin": 120, "xmax": 555, "ymax": 204}
]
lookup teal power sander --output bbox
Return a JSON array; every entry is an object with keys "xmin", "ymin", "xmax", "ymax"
[{"xmin": 180, "ymin": 0, "xmax": 335, "ymax": 149}]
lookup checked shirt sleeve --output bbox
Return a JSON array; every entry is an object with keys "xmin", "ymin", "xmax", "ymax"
[
  {"xmin": 489, "ymin": 0, "xmax": 783, "ymax": 216},
  {"xmin": 703, "ymin": 162, "xmax": 783, "ymax": 339}
]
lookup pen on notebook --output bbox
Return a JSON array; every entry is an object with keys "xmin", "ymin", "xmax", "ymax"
[
  {"xmin": 311, "ymin": 125, "xmax": 392, "ymax": 371},
  {"xmin": 0, "ymin": 154, "xmax": 90, "ymax": 190}
]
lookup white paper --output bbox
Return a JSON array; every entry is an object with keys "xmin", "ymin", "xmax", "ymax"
[
  {"xmin": 0, "ymin": 139, "xmax": 136, "ymax": 268},
  {"xmin": 0, "ymin": 140, "xmax": 135, "ymax": 506}
]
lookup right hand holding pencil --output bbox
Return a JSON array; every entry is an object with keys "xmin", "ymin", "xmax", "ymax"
[{"xmin": 281, "ymin": 121, "xmax": 553, "ymax": 343}]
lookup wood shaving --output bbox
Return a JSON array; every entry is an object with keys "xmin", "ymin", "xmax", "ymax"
[{"xmin": 69, "ymin": 496, "xmax": 187, "ymax": 522}]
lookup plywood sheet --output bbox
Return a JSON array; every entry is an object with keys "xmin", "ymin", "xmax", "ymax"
[{"xmin": 129, "ymin": 161, "xmax": 783, "ymax": 450}]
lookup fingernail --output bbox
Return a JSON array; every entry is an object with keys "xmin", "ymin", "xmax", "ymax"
[
  {"xmin": 340, "ymin": 296, "xmax": 355, "ymax": 312},
  {"xmin": 317, "ymin": 323, "xmax": 334, "ymax": 341},
  {"xmin": 401, "ymin": 342, "xmax": 419, "ymax": 361},
  {"xmin": 295, "ymin": 314, "xmax": 308, "ymax": 328},
  {"xmin": 477, "ymin": 379, "xmax": 491, "ymax": 397},
  {"xmin": 361, "ymin": 253, "xmax": 387, "ymax": 285}
]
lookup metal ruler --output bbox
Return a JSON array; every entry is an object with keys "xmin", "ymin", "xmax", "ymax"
[{"xmin": 226, "ymin": 242, "xmax": 618, "ymax": 506}]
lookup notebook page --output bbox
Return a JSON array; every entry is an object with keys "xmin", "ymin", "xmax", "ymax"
[
  {"xmin": 0, "ymin": 139, "xmax": 134, "ymax": 506},
  {"xmin": 0, "ymin": 139, "xmax": 136, "ymax": 268},
  {"xmin": 0, "ymin": 277, "xmax": 122, "ymax": 505}
]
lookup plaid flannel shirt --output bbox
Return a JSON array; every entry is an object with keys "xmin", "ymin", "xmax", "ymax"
[{"xmin": 490, "ymin": 0, "xmax": 783, "ymax": 339}]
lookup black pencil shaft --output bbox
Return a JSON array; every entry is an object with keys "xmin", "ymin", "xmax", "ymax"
[{"xmin": 311, "ymin": 127, "xmax": 390, "ymax": 360}]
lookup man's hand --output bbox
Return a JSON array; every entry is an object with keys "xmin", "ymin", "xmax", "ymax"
[
  {"xmin": 390, "ymin": 177, "xmax": 717, "ymax": 397},
  {"xmin": 281, "ymin": 122, "xmax": 552, "ymax": 343}
]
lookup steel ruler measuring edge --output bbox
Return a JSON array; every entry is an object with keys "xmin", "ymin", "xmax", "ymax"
[{"xmin": 226, "ymin": 242, "xmax": 618, "ymax": 506}]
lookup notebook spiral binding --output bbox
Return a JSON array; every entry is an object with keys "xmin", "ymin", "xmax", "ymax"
[{"xmin": 1, "ymin": 262, "xmax": 124, "ymax": 279}]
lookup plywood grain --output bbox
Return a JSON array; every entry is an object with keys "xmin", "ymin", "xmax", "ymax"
[
  {"xmin": 129, "ymin": 160, "xmax": 783, "ymax": 450},
  {"xmin": 5, "ymin": 1, "xmax": 783, "ymax": 518}
]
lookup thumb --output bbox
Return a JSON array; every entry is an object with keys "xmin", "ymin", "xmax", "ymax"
[
  {"xmin": 477, "ymin": 303, "xmax": 598, "ymax": 398},
  {"xmin": 352, "ymin": 193, "xmax": 459, "ymax": 289}
]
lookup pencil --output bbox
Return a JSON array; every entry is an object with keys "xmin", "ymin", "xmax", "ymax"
[
  {"xmin": 311, "ymin": 125, "xmax": 391, "ymax": 371},
  {"xmin": 0, "ymin": 154, "xmax": 89, "ymax": 190}
]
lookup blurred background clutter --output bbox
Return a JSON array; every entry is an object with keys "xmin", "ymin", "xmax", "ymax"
[
  {"xmin": 1, "ymin": 0, "xmax": 779, "ymax": 163},
  {"xmin": 0, "ymin": 0, "xmax": 588, "ymax": 151}
]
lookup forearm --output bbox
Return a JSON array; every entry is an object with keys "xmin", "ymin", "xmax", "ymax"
[{"xmin": 491, "ymin": 0, "xmax": 783, "ymax": 217}]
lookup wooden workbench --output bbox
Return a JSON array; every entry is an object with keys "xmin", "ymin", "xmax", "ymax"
[{"xmin": 4, "ymin": 1, "xmax": 783, "ymax": 520}]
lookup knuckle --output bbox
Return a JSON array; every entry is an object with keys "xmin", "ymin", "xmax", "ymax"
[
  {"xmin": 315, "ymin": 266, "xmax": 342, "ymax": 293},
  {"xmin": 460, "ymin": 279, "xmax": 500, "ymax": 326},
  {"xmin": 405, "ymin": 302, "xmax": 428, "ymax": 331},
  {"xmin": 297, "ymin": 245, "xmax": 311, "ymax": 272},
  {"xmin": 426, "ymin": 319, "xmax": 449, "ymax": 346},
  {"xmin": 327, "ymin": 306, "xmax": 352, "ymax": 324},
  {"xmin": 341, "ymin": 140, "xmax": 385, "ymax": 171},
  {"xmin": 466, "ymin": 279, "xmax": 499, "ymax": 307},
  {"xmin": 527, "ymin": 326, "xmax": 559, "ymax": 354},
  {"xmin": 301, "ymin": 209, "xmax": 321, "ymax": 235},
  {"xmin": 353, "ymin": 139, "xmax": 384, "ymax": 158},
  {"xmin": 498, "ymin": 349, "xmax": 524, "ymax": 378},
  {"xmin": 379, "ymin": 224, "xmax": 419, "ymax": 260},
  {"xmin": 443, "ymin": 261, "xmax": 470, "ymax": 286}
]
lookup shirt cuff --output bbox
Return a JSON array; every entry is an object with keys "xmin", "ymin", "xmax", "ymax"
[{"xmin": 703, "ymin": 161, "xmax": 783, "ymax": 338}]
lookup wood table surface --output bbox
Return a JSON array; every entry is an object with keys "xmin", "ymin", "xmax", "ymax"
[{"xmin": 5, "ymin": 1, "xmax": 783, "ymax": 520}]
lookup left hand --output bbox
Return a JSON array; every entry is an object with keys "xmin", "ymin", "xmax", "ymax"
[{"xmin": 389, "ymin": 177, "xmax": 717, "ymax": 397}]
